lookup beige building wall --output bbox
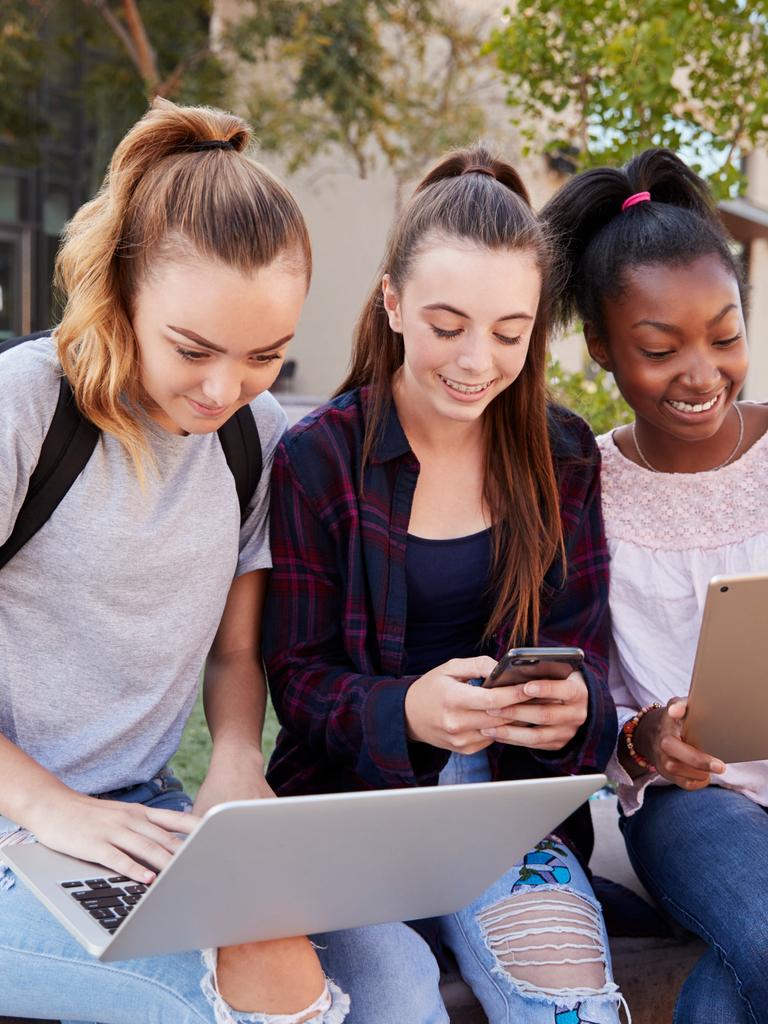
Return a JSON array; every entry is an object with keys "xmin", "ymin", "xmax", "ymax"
[{"xmin": 263, "ymin": 165, "xmax": 399, "ymax": 398}]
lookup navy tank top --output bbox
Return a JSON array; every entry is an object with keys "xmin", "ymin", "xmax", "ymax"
[{"xmin": 403, "ymin": 528, "xmax": 493, "ymax": 675}]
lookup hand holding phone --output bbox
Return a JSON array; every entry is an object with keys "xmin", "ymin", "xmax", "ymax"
[
  {"xmin": 404, "ymin": 654, "xmax": 529, "ymax": 754},
  {"xmin": 479, "ymin": 647, "xmax": 588, "ymax": 752}
]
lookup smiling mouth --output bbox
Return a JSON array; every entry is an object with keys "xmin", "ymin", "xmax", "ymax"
[
  {"xmin": 437, "ymin": 373, "xmax": 496, "ymax": 395},
  {"xmin": 187, "ymin": 397, "xmax": 227, "ymax": 415},
  {"xmin": 666, "ymin": 389, "xmax": 725, "ymax": 414}
]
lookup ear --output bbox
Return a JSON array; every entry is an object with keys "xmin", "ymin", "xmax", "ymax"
[
  {"xmin": 584, "ymin": 321, "xmax": 612, "ymax": 372},
  {"xmin": 381, "ymin": 274, "xmax": 403, "ymax": 333}
]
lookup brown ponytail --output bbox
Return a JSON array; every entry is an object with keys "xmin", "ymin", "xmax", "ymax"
[
  {"xmin": 336, "ymin": 145, "xmax": 564, "ymax": 645},
  {"xmin": 54, "ymin": 97, "xmax": 311, "ymax": 473}
]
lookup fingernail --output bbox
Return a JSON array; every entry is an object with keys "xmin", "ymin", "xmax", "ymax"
[
  {"xmin": 481, "ymin": 728, "xmax": 498, "ymax": 738},
  {"xmin": 524, "ymin": 683, "xmax": 539, "ymax": 696},
  {"xmin": 144, "ymin": 871, "xmax": 155, "ymax": 883},
  {"xmin": 711, "ymin": 761, "xmax": 725, "ymax": 773}
]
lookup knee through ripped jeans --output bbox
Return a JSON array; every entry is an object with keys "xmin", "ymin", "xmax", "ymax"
[{"xmin": 436, "ymin": 750, "xmax": 630, "ymax": 1024}]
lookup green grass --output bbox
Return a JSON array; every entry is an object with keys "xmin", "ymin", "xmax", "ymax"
[{"xmin": 171, "ymin": 691, "xmax": 281, "ymax": 797}]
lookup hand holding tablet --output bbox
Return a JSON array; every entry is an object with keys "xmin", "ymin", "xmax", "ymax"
[{"xmin": 632, "ymin": 698, "xmax": 726, "ymax": 789}]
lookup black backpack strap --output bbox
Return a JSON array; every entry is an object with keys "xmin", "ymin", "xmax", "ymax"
[
  {"xmin": 217, "ymin": 404, "xmax": 262, "ymax": 524},
  {"xmin": 1, "ymin": 329, "xmax": 261, "ymax": 563},
  {"xmin": 0, "ymin": 374, "xmax": 99, "ymax": 570}
]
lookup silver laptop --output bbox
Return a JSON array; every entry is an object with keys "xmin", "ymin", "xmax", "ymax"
[{"xmin": 1, "ymin": 774, "xmax": 605, "ymax": 961}]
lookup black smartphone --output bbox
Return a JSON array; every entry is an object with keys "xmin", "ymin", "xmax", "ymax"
[{"xmin": 483, "ymin": 646, "xmax": 584, "ymax": 689}]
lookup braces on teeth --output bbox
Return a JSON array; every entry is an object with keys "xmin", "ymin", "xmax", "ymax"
[{"xmin": 441, "ymin": 376, "xmax": 491, "ymax": 394}]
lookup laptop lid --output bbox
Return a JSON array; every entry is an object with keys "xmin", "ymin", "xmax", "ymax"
[{"xmin": 2, "ymin": 774, "xmax": 605, "ymax": 961}]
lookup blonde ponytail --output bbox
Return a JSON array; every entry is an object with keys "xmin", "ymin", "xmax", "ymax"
[{"xmin": 55, "ymin": 97, "xmax": 310, "ymax": 472}]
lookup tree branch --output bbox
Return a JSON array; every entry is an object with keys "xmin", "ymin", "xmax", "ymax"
[
  {"xmin": 84, "ymin": 0, "xmax": 160, "ymax": 96},
  {"xmin": 83, "ymin": 0, "xmax": 140, "ymax": 71},
  {"xmin": 121, "ymin": 0, "xmax": 159, "ymax": 94}
]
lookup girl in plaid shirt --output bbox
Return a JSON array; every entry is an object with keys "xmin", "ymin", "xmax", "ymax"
[{"xmin": 264, "ymin": 148, "xmax": 626, "ymax": 1024}]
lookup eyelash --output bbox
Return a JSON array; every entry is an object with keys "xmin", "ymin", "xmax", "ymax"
[
  {"xmin": 429, "ymin": 326, "xmax": 521, "ymax": 345},
  {"xmin": 176, "ymin": 347, "xmax": 206, "ymax": 362},
  {"xmin": 174, "ymin": 346, "xmax": 282, "ymax": 365},
  {"xmin": 642, "ymin": 335, "xmax": 743, "ymax": 360}
]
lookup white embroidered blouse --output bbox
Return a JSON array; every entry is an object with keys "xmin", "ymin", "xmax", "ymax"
[{"xmin": 598, "ymin": 416, "xmax": 768, "ymax": 814}]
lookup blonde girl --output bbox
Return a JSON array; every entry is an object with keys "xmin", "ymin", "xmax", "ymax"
[{"xmin": 0, "ymin": 98, "xmax": 350, "ymax": 1024}]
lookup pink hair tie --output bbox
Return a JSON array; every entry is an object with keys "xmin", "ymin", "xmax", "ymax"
[{"xmin": 622, "ymin": 191, "xmax": 651, "ymax": 212}]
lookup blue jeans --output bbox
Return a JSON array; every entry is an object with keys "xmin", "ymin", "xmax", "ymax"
[
  {"xmin": 621, "ymin": 784, "xmax": 768, "ymax": 1024},
  {"xmin": 0, "ymin": 771, "xmax": 366, "ymax": 1023},
  {"xmin": 316, "ymin": 753, "xmax": 623, "ymax": 1024}
]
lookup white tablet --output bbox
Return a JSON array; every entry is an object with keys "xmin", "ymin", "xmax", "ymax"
[{"xmin": 683, "ymin": 572, "xmax": 768, "ymax": 763}]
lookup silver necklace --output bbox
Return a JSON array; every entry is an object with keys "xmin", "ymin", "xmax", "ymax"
[{"xmin": 632, "ymin": 403, "xmax": 744, "ymax": 473}]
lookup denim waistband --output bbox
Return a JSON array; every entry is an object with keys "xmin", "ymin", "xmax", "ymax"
[{"xmin": 93, "ymin": 765, "xmax": 176, "ymax": 800}]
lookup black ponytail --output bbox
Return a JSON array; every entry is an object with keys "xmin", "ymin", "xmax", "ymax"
[{"xmin": 541, "ymin": 147, "xmax": 747, "ymax": 335}]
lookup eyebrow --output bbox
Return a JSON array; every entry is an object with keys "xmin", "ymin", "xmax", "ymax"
[
  {"xmin": 422, "ymin": 302, "xmax": 534, "ymax": 322},
  {"xmin": 167, "ymin": 325, "xmax": 293, "ymax": 354},
  {"xmin": 631, "ymin": 303, "xmax": 739, "ymax": 334}
]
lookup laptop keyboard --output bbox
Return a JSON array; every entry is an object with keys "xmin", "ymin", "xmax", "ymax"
[{"xmin": 60, "ymin": 876, "xmax": 150, "ymax": 933}]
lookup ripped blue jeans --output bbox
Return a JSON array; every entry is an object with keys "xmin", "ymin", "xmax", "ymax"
[
  {"xmin": 435, "ymin": 752, "xmax": 626, "ymax": 1024},
  {"xmin": 0, "ymin": 769, "xmax": 349, "ymax": 1024}
]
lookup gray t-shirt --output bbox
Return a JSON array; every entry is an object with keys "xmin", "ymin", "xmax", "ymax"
[{"xmin": 0, "ymin": 336, "xmax": 287, "ymax": 794}]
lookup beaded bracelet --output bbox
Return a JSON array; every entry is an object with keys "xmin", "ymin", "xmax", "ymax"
[{"xmin": 622, "ymin": 702, "xmax": 662, "ymax": 773}]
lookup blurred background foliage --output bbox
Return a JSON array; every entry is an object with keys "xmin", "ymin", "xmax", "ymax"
[
  {"xmin": 547, "ymin": 358, "xmax": 632, "ymax": 436},
  {"xmin": 227, "ymin": 0, "xmax": 493, "ymax": 206},
  {"xmin": 489, "ymin": 0, "xmax": 768, "ymax": 197},
  {"xmin": 3, "ymin": 1, "xmax": 767, "ymax": 196},
  {"xmin": 0, "ymin": 0, "xmax": 229, "ymax": 189}
]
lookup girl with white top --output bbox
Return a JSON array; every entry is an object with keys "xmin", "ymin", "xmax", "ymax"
[
  {"xmin": 543, "ymin": 148, "xmax": 768, "ymax": 1024},
  {"xmin": 0, "ymin": 98, "xmax": 351, "ymax": 1023}
]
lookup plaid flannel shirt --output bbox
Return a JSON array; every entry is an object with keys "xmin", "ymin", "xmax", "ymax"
[{"xmin": 263, "ymin": 387, "xmax": 616, "ymax": 856}]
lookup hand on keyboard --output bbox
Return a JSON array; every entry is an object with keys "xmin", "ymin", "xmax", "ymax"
[{"xmin": 31, "ymin": 792, "xmax": 200, "ymax": 883}]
